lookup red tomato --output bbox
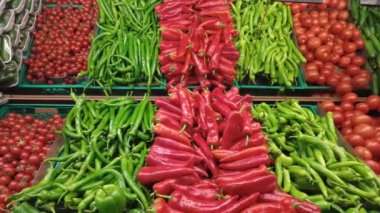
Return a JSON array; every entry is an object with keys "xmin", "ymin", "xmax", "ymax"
[
  {"xmin": 355, "ymin": 103, "xmax": 370, "ymax": 114},
  {"xmin": 354, "ymin": 124, "xmax": 376, "ymax": 139},
  {"xmin": 352, "ymin": 56, "xmax": 365, "ymax": 67},
  {"xmin": 336, "ymin": 82, "xmax": 352, "ymax": 95},
  {"xmin": 307, "ymin": 37, "xmax": 322, "ymax": 50},
  {"xmin": 352, "ymin": 115, "xmax": 373, "ymax": 126},
  {"xmin": 346, "ymin": 134, "xmax": 365, "ymax": 147},
  {"xmin": 352, "ymin": 76, "xmax": 370, "ymax": 89},
  {"xmin": 333, "ymin": 111, "xmax": 344, "ymax": 125},
  {"xmin": 338, "ymin": 56, "xmax": 351, "ymax": 68},
  {"xmin": 340, "ymin": 102, "xmax": 354, "ymax": 112},
  {"xmin": 320, "ymin": 101, "xmax": 336, "ymax": 112},
  {"xmin": 366, "ymin": 141, "xmax": 380, "ymax": 156},
  {"xmin": 366, "ymin": 95, "xmax": 380, "ymax": 110},
  {"xmin": 329, "ymin": 22, "xmax": 344, "ymax": 34},
  {"xmin": 355, "ymin": 146, "xmax": 373, "ymax": 160},
  {"xmin": 315, "ymin": 45, "xmax": 332, "ymax": 62},
  {"xmin": 342, "ymin": 92, "xmax": 358, "ymax": 103}
]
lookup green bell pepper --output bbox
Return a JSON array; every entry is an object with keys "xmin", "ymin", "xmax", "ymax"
[{"xmin": 95, "ymin": 184, "xmax": 127, "ymax": 213}]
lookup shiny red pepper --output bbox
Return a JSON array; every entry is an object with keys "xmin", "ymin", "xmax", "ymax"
[
  {"xmin": 230, "ymin": 132, "xmax": 266, "ymax": 151},
  {"xmin": 146, "ymin": 152, "xmax": 196, "ymax": 167},
  {"xmin": 161, "ymin": 62, "xmax": 183, "ymax": 75},
  {"xmin": 155, "ymin": 97, "xmax": 182, "ymax": 115},
  {"xmin": 196, "ymin": 0, "xmax": 228, "ymax": 9},
  {"xmin": 150, "ymin": 145, "xmax": 203, "ymax": 163},
  {"xmin": 138, "ymin": 166, "xmax": 199, "ymax": 185},
  {"xmin": 178, "ymin": 88, "xmax": 194, "ymax": 129},
  {"xmin": 211, "ymin": 149, "xmax": 237, "ymax": 160},
  {"xmin": 154, "ymin": 113, "xmax": 182, "ymax": 130},
  {"xmin": 206, "ymin": 31, "xmax": 221, "ymax": 57},
  {"xmin": 196, "ymin": 148, "xmax": 219, "ymax": 177},
  {"xmin": 224, "ymin": 193, "xmax": 259, "ymax": 213},
  {"xmin": 212, "ymin": 100, "xmax": 232, "ymax": 118},
  {"xmin": 242, "ymin": 203, "xmax": 286, "ymax": 213},
  {"xmin": 155, "ymin": 109, "xmax": 181, "ymax": 122},
  {"xmin": 180, "ymin": 51, "xmax": 192, "ymax": 75},
  {"xmin": 154, "ymin": 123, "xmax": 191, "ymax": 145},
  {"xmin": 219, "ymin": 154, "xmax": 270, "ymax": 171},
  {"xmin": 153, "ymin": 175, "xmax": 200, "ymax": 195},
  {"xmin": 154, "ymin": 137, "xmax": 195, "ymax": 154},
  {"xmin": 204, "ymin": 105, "xmax": 219, "ymax": 146},
  {"xmin": 192, "ymin": 51, "xmax": 209, "ymax": 75},
  {"xmin": 169, "ymin": 191, "xmax": 238, "ymax": 213},
  {"xmin": 219, "ymin": 174, "xmax": 277, "ymax": 196},
  {"xmin": 220, "ymin": 111, "xmax": 244, "ymax": 149},
  {"xmin": 220, "ymin": 146, "xmax": 268, "ymax": 163},
  {"xmin": 160, "ymin": 40, "xmax": 180, "ymax": 50},
  {"xmin": 172, "ymin": 184, "xmax": 218, "ymax": 200},
  {"xmin": 161, "ymin": 28, "xmax": 182, "ymax": 41},
  {"xmin": 216, "ymin": 165, "xmax": 269, "ymax": 184},
  {"xmin": 209, "ymin": 43, "xmax": 225, "ymax": 70}
]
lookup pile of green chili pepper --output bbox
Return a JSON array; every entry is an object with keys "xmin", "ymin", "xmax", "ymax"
[
  {"xmin": 252, "ymin": 100, "xmax": 380, "ymax": 212},
  {"xmin": 81, "ymin": 0, "xmax": 162, "ymax": 90},
  {"xmin": 9, "ymin": 94, "xmax": 155, "ymax": 213},
  {"xmin": 350, "ymin": 0, "xmax": 380, "ymax": 95},
  {"xmin": 232, "ymin": 0, "xmax": 305, "ymax": 87}
]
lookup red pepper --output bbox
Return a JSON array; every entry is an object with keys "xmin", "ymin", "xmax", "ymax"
[
  {"xmin": 195, "ymin": 148, "xmax": 219, "ymax": 177},
  {"xmin": 224, "ymin": 193, "xmax": 259, "ymax": 213},
  {"xmin": 259, "ymin": 193, "xmax": 320, "ymax": 213},
  {"xmin": 161, "ymin": 23, "xmax": 191, "ymax": 32},
  {"xmin": 219, "ymin": 154, "xmax": 270, "ymax": 171},
  {"xmin": 156, "ymin": 109, "xmax": 181, "ymax": 122},
  {"xmin": 242, "ymin": 203, "xmax": 286, "ymax": 213},
  {"xmin": 197, "ymin": 74, "xmax": 211, "ymax": 88},
  {"xmin": 153, "ymin": 175, "xmax": 200, "ymax": 195},
  {"xmin": 154, "ymin": 137, "xmax": 195, "ymax": 154},
  {"xmin": 203, "ymin": 105, "xmax": 219, "ymax": 146},
  {"xmin": 218, "ymin": 119, "xmax": 226, "ymax": 133},
  {"xmin": 219, "ymin": 174, "xmax": 277, "ymax": 196},
  {"xmin": 222, "ymin": 49, "xmax": 240, "ymax": 61},
  {"xmin": 178, "ymin": 33, "xmax": 191, "ymax": 58},
  {"xmin": 241, "ymin": 105, "xmax": 253, "ymax": 136},
  {"xmin": 206, "ymin": 31, "xmax": 221, "ymax": 57},
  {"xmin": 216, "ymin": 164, "xmax": 269, "ymax": 183},
  {"xmin": 193, "ymin": 133, "xmax": 213, "ymax": 159},
  {"xmin": 235, "ymin": 95, "xmax": 253, "ymax": 106},
  {"xmin": 180, "ymin": 51, "xmax": 192, "ymax": 75},
  {"xmin": 220, "ymin": 146, "xmax": 268, "ymax": 163},
  {"xmin": 169, "ymin": 191, "xmax": 238, "ymax": 213},
  {"xmin": 150, "ymin": 145, "xmax": 203, "ymax": 163},
  {"xmin": 162, "ymin": 28, "xmax": 182, "ymax": 41},
  {"xmin": 154, "ymin": 123, "xmax": 191, "ymax": 145},
  {"xmin": 155, "ymin": 1, "xmax": 197, "ymax": 14},
  {"xmin": 211, "ymin": 149, "xmax": 237, "ymax": 160},
  {"xmin": 178, "ymin": 88, "xmax": 194, "ymax": 129},
  {"xmin": 158, "ymin": 6, "xmax": 188, "ymax": 20},
  {"xmin": 160, "ymin": 40, "xmax": 180, "ymax": 50},
  {"xmin": 196, "ymin": 0, "xmax": 228, "ymax": 9},
  {"xmin": 193, "ymin": 92, "xmax": 206, "ymax": 132},
  {"xmin": 210, "ymin": 43, "xmax": 225, "ymax": 70},
  {"xmin": 172, "ymin": 185, "xmax": 218, "ymax": 200},
  {"xmin": 220, "ymin": 111, "xmax": 244, "ymax": 149},
  {"xmin": 154, "ymin": 198, "xmax": 168, "ymax": 213},
  {"xmin": 156, "ymin": 97, "xmax": 182, "ymax": 115},
  {"xmin": 161, "ymin": 62, "xmax": 183, "ymax": 75},
  {"xmin": 210, "ymin": 80, "xmax": 228, "ymax": 89},
  {"xmin": 218, "ymin": 60, "xmax": 236, "ymax": 75},
  {"xmin": 137, "ymin": 166, "xmax": 199, "ymax": 185},
  {"xmin": 200, "ymin": 9, "xmax": 231, "ymax": 17},
  {"xmin": 230, "ymin": 132, "xmax": 266, "ymax": 151},
  {"xmin": 192, "ymin": 51, "xmax": 209, "ymax": 75},
  {"xmin": 154, "ymin": 113, "xmax": 182, "ymax": 130},
  {"xmin": 212, "ymin": 89, "xmax": 238, "ymax": 110},
  {"xmin": 146, "ymin": 152, "xmax": 196, "ymax": 167},
  {"xmin": 225, "ymin": 87, "xmax": 239, "ymax": 98},
  {"xmin": 212, "ymin": 100, "xmax": 232, "ymax": 118}
]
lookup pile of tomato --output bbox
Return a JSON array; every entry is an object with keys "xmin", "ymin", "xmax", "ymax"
[
  {"xmin": 0, "ymin": 113, "xmax": 64, "ymax": 209},
  {"xmin": 24, "ymin": 3, "xmax": 98, "ymax": 84},
  {"xmin": 320, "ymin": 94, "xmax": 380, "ymax": 176},
  {"xmin": 44, "ymin": 0, "xmax": 89, "ymax": 5},
  {"xmin": 292, "ymin": 4, "xmax": 370, "ymax": 96}
]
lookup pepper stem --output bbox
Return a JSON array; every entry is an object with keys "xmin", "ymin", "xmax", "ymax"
[
  {"xmin": 156, "ymin": 194, "xmax": 171, "ymax": 200},
  {"xmin": 245, "ymin": 135, "xmax": 249, "ymax": 147},
  {"xmin": 178, "ymin": 124, "xmax": 188, "ymax": 134}
]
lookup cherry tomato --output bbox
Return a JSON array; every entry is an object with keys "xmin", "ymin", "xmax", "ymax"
[
  {"xmin": 366, "ymin": 160, "xmax": 380, "ymax": 173},
  {"xmin": 346, "ymin": 134, "xmax": 365, "ymax": 147},
  {"xmin": 342, "ymin": 92, "xmax": 358, "ymax": 103},
  {"xmin": 319, "ymin": 101, "xmax": 336, "ymax": 112},
  {"xmin": 355, "ymin": 146, "xmax": 373, "ymax": 160},
  {"xmin": 355, "ymin": 103, "xmax": 370, "ymax": 114},
  {"xmin": 366, "ymin": 95, "xmax": 380, "ymax": 110},
  {"xmin": 354, "ymin": 124, "xmax": 376, "ymax": 139}
]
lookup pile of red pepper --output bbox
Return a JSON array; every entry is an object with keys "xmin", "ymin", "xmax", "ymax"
[
  {"xmin": 137, "ymin": 87, "xmax": 320, "ymax": 212},
  {"xmin": 156, "ymin": 0, "xmax": 240, "ymax": 88}
]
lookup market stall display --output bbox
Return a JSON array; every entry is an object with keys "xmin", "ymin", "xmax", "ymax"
[
  {"xmin": 24, "ymin": 3, "xmax": 98, "ymax": 84},
  {"xmin": 157, "ymin": 0, "xmax": 239, "ymax": 88},
  {"xmin": 0, "ymin": 106, "xmax": 65, "ymax": 210},
  {"xmin": 320, "ymin": 94, "xmax": 380, "ymax": 175},
  {"xmin": 253, "ymin": 100, "xmax": 380, "ymax": 212},
  {"xmin": 349, "ymin": 0, "xmax": 380, "ymax": 95},
  {"xmin": 233, "ymin": 0, "xmax": 305, "ymax": 87},
  {"xmin": 138, "ymin": 87, "xmax": 319, "ymax": 212},
  {"xmin": 9, "ymin": 95, "xmax": 154, "ymax": 212}
]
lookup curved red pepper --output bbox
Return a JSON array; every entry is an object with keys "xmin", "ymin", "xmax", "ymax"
[
  {"xmin": 242, "ymin": 203, "xmax": 285, "ymax": 213},
  {"xmin": 230, "ymin": 132, "xmax": 266, "ymax": 151},
  {"xmin": 172, "ymin": 185, "xmax": 219, "ymax": 200},
  {"xmin": 216, "ymin": 165, "xmax": 269, "ymax": 184},
  {"xmin": 155, "ymin": 110, "xmax": 181, "ymax": 122},
  {"xmin": 137, "ymin": 166, "xmax": 199, "ymax": 185},
  {"xmin": 220, "ymin": 111, "xmax": 244, "ymax": 149},
  {"xmin": 153, "ymin": 175, "xmax": 200, "ymax": 195},
  {"xmin": 154, "ymin": 123, "xmax": 191, "ymax": 145},
  {"xmin": 219, "ymin": 154, "xmax": 270, "ymax": 171},
  {"xmin": 204, "ymin": 105, "xmax": 219, "ymax": 146},
  {"xmin": 150, "ymin": 145, "xmax": 203, "ymax": 163},
  {"xmin": 155, "ymin": 98, "xmax": 182, "ymax": 115},
  {"xmin": 211, "ymin": 149, "xmax": 237, "ymax": 160},
  {"xmin": 224, "ymin": 192, "xmax": 259, "ymax": 213},
  {"xmin": 178, "ymin": 88, "xmax": 194, "ymax": 129},
  {"xmin": 154, "ymin": 113, "xmax": 182, "ymax": 130},
  {"xmin": 219, "ymin": 174, "xmax": 277, "ymax": 196},
  {"xmin": 154, "ymin": 137, "xmax": 195, "ymax": 154},
  {"xmin": 195, "ymin": 148, "xmax": 219, "ymax": 177},
  {"xmin": 220, "ymin": 146, "xmax": 269, "ymax": 163}
]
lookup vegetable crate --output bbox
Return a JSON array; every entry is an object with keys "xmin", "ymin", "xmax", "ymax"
[{"xmin": 0, "ymin": 103, "xmax": 72, "ymax": 120}]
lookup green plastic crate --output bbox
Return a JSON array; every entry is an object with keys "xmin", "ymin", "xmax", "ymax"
[{"xmin": 0, "ymin": 103, "xmax": 72, "ymax": 120}]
